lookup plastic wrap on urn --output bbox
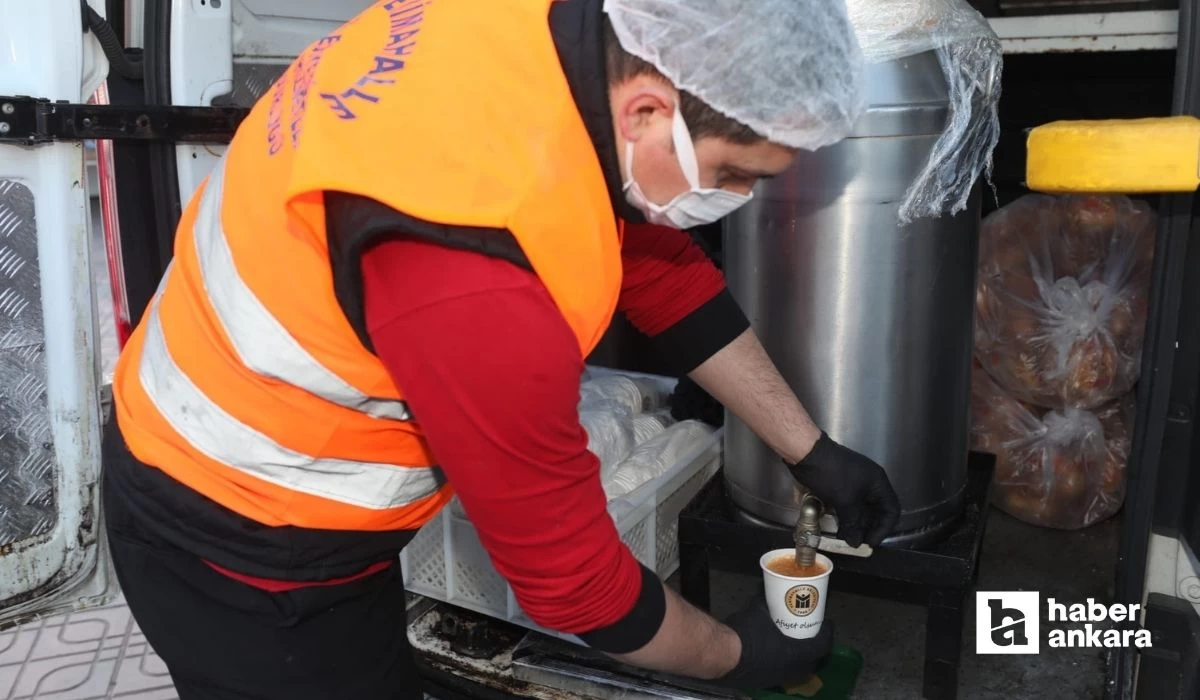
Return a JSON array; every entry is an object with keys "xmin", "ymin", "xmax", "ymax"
[
  {"xmin": 846, "ymin": 0, "xmax": 1002, "ymax": 223},
  {"xmin": 970, "ymin": 367, "xmax": 1130, "ymax": 530}
]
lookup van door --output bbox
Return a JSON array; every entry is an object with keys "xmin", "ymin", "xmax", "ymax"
[
  {"xmin": 0, "ymin": 0, "xmax": 373, "ymax": 643},
  {"xmin": 1119, "ymin": 183, "xmax": 1200, "ymax": 699},
  {"xmin": 123, "ymin": 0, "xmax": 373, "ymax": 323},
  {"xmin": 1114, "ymin": 2, "xmax": 1200, "ymax": 696},
  {"xmin": 149, "ymin": 0, "xmax": 376, "ymax": 222},
  {"xmin": 0, "ymin": 0, "xmax": 116, "ymax": 626},
  {"xmin": 0, "ymin": 0, "xmax": 379, "ymax": 629}
]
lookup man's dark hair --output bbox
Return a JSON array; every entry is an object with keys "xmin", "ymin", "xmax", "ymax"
[{"xmin": 602, "ymin": 20, "xmax": 762, "ymax": 146}]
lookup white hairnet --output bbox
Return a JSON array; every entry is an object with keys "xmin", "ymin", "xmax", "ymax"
[{"xmin": 602, "ymin": 0, "xmax": 866, "ymax": 152}]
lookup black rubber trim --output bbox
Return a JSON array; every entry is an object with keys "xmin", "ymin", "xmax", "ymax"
[
  {"xmin": 105, "ymin": 67, "xmax": 166, "ymax": 330},
  {"xmin": 1152, "ymin": 0, "xmax": 1200, "ymax": 546},
  {"xmin": 1111, "ymin": 194, "xmax": 1200, "ymax": 698},
  {"xmin": 1109, "ymin": 1, "xmax": 1200, "ymax": 697},
  {"xmin": 83, "ymin": 1, "xmax": 143, "ymax": 80},
  {"xmin": 576, "ymin": 564, "xmax": 666, "ymax": 654},
  {"xmin": 648, "ymin": 288, "xmax": 750, "ymax": 375},
  {"xmin": 105, "ymin": 0, "xmax": 124, "ymax": 44},
  {"xmin": 142, "ymin": 0, "xmax": 183, "ymax": 276},
  {"xmin": 548, "ymin": 0, "xmax": 645, "ymax": 225}
]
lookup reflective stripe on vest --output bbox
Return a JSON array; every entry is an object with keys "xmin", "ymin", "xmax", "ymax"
[
  {"xmin": 138, "ymin": 280, "xmax": 446, "ymax": 510},
  {"xmin": 194, "ymin": 160, "xmax": 411, "ymax": 421}
]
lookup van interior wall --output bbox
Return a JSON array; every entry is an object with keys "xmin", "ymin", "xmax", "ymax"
[{"xmin": 988, "ymin": 49, "xmax": 1176, "ymax": 215}]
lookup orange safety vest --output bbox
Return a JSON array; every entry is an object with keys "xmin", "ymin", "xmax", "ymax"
[{"xmin": 112, "ymin": 0, "xmax": 624, "ymax": 532}]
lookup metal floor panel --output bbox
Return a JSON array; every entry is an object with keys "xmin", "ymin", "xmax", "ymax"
[
  {"xmin": 0, "ymin": 178, "xmax": 58, "ymax": 548},
  {"xmin": 0, "ymin": 597, "xmax": 175, "ymax": 700}
]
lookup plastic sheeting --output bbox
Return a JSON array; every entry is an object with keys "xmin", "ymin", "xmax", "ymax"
[
  {"xmin": 579, "ymin": 374, "xmax": 663, "ymax": 415},
  {"xmin": 579, "ymin": 374, "xmax": 672, "ymax": 480},
  {"xmin": 577, "ymin": 373, "xmax": 716, "ymax": 501},
  {"xmin": 581, "ymin": 399, "xmax": 637, "ymax": 479},
  {"xmin": 847, "ymin": 0, "xmax": 1002, "ymax": 223},
  {"xmin": 970, "ymin": 367, "xmax": 1130, "ymax": 530},
  {"xmin": 602, "ymin": 419, "xmax": 715, "ymax": 500},
  {"xmin": 974, "ymin": 194, "xmax": 1155, "ymax": 410}
]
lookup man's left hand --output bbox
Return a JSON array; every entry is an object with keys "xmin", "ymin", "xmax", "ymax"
[{"xmin": 787, "ymin": 433, "xmax": 901, "ymax": 548}]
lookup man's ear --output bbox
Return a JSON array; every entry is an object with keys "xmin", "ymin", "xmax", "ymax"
[{"xmin": 614, "ymin": 82, "xmax": 677, "ymax": 143}]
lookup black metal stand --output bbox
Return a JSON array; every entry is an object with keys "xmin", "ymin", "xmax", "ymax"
[{"xmin": 678, "ymin": 452, "xmax": 994, "ymax": 700}]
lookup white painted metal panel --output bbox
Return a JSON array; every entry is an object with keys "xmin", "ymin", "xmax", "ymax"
[
  {"xmin": 990, "ymin": 10, "xmax": 1178, "ymax": 53},
  {"xmin": 0, "ymin": 1, "xmax": 115, "ymax": 626}
]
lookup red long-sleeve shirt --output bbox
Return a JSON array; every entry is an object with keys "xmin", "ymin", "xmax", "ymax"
[
  {"xmin": 208, "ymin": 221, "xmax": 742, "ymax": 643},
  {"xmin": 358, "ymin": 223, "xmax": 727, "ymax": 634}
]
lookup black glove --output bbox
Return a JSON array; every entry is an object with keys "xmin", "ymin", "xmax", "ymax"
[
  {"xmin": 715, "ymin": 597, "xmax": 834, "ymax": 691},
  {"xmin": 788, "ymin": 432, "xmax": 901, "ymax": 548}
]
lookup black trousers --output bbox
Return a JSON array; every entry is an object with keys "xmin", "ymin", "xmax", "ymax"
[{"xmin": 104, "ymin": 465, "xmax": 424, "ymax": 700}]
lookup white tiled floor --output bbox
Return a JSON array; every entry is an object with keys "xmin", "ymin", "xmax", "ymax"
[{"xmin": 0, "ymin": 598, "xmax": 176, "ymax": 700}]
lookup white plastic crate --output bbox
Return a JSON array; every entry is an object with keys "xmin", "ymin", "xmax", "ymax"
[{"xmin": 399, "ymin": 369, "xmax": 723, "ymax": 644}]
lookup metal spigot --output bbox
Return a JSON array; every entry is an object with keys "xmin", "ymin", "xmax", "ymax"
[{"xmin": 793, "ymin": 496, "xmax": 823, "ymax": 568}]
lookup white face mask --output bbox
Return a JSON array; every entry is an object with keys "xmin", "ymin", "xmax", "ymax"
[{"xmin": 622, "ymin": 105, "xmax": 754, "ymax": 230}]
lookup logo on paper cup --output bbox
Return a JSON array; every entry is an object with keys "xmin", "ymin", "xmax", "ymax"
[{"xmin": 784, "ymin": 584, "xmax": 820, "ymax": 617}]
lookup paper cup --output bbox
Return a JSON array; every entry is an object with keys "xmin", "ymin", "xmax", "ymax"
[{"xmin": 759, "ymin": 549, "xmax": 833, "ymax": 640}]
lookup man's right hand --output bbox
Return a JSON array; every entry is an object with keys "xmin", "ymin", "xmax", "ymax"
[
  {"xmin": 788, "ymin": 432, "xmax": 901, "ymax": 548},
  {"xmin": 715, "ymin": 597, "xmax": 834, "ymax": 691}
]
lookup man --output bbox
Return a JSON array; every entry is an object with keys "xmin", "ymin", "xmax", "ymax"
[{"xmin": 102, "ymin": 0, "xmax": 901, "ymax": 697}]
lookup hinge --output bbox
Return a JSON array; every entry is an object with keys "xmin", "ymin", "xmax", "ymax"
[{"xmin": 0, "ymin": 96, "xmax": 248, "ymax": 145}]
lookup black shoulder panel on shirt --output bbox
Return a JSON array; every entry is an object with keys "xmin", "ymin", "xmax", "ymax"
[
  {"xmin": 323, "ymin": 191, "xmax": 532, "ymax": 353},
  {"xmin": 548, "ymin": 0, "xmax": 646, "ymax": 225},
  {"xmin": 650, "ymin": 288, "xmax": 751, "ymax": 375}
]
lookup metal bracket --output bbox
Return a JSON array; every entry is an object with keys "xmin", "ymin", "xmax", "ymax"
[{"xmin": 0, "ymin": 96, "xmax": 248, "ymax": 146}]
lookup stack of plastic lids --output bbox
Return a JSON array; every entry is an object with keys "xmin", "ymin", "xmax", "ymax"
[
  {"xmin": 580, "ymin": 375, "xmax": 664, "ymax": 475},
  {"xmin": 579, "ymin": 402, "xmax": 633, "ymax": 481},
  {"xmin": 577, "ymin": 373, "xmax": 720, "ymax": 501},
  {"xmin": 632, "ymin": 413, "xmax": 668, "ymax": 444},
  {"xmin": 580, "ymin": 375, "xmax": 665, "ymax": 414},
  {"xmin": 602, "ymin": 420, "xmax": 716, "ymax": 500}
]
